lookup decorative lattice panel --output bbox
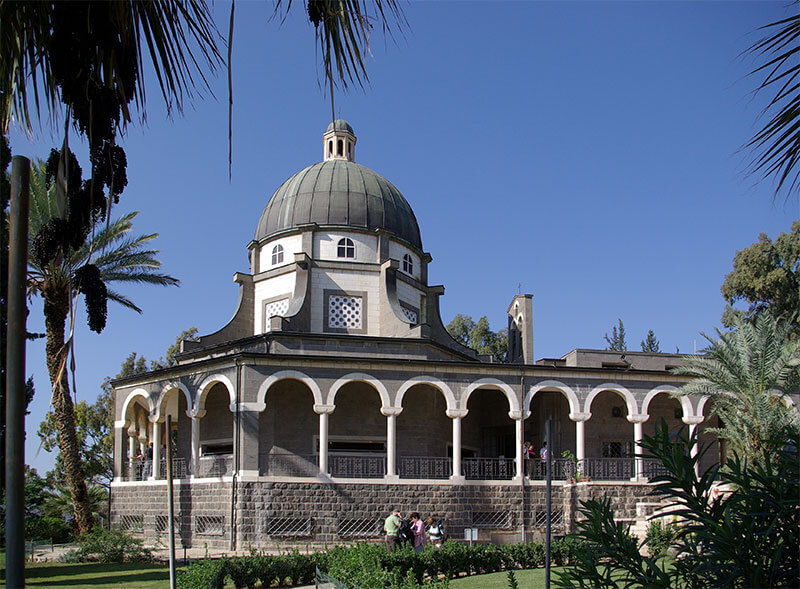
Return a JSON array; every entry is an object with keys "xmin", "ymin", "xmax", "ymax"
[
  {"xmin": 535, "ymin": 509, "xmax": 565, "ymax": 528},
  {"xmin": 118, "ymin": 514, "xmax": 144, "ymax": 533},
  {"xmin": 328, "ymin": 295, "xmax": 362, "ymax": 329},
  {"xmin": 266, "ymin": 517, "xmax": 313, "ymax": 537},
  {"xmin": 337, "ymin": 518, "xmax": 382, "ymax": 538},
  {"xmin": 265, "ymin": 299, "xmax": 289, "ymax": 330},
  {"xmin": 472, "ymin": 511, "xmax": 513, "ymax": 529},
  {"xmin": 195, "ymin": 515, "xmax": 225, "ymax": 536},
  {"xmin": 401, "ymin": 307, "xmax": 418, "ymax": 323}
]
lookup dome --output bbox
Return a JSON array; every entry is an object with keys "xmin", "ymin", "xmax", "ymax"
[
  {"xmin": 326, "ymin": 119, "xmax": 354, "ymax": 134},
  {"xmin": 254, "ymin": 123, "xmax": 423, "ymax": 250},
  {"xmin": 255, "ymin": 160, "xmax": 422, "ymax": 249}
]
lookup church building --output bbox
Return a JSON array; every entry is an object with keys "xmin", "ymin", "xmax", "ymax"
[{"xmin": 111, "ymin": 121, "xmax": 727, "ymax": 548}]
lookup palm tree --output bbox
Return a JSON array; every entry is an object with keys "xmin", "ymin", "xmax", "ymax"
[
  {"xmin": 27, "ymin": 159, "xmax": 179, "ymax": 534},
  {"xmin": 672, "ymin": 313, "xmax": 800, "ymax": 466}
]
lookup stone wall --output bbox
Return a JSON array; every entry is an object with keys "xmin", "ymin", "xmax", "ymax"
[{"xmin": 111, "ymin": 479, "xmax": 665, "ymax": 550}]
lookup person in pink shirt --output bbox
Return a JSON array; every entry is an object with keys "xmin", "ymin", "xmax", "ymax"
[{"xmin": 410, "ymin": 512, "xmax": 426, "ymax": 553}]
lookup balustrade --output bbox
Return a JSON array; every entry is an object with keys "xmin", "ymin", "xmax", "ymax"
[
  {"xmin": 197, "ymin": 455, "xmax": 233, "ymax": 478},
  {"xmin": 579, "ymin": 457, "xmax": 635, "ymax": 480},
  {"xmin": 328, "ymin": 454, "xmax": 386, "ymax": 478},
  {"xmin": 398, "ymin": 456, "xmax": 452, "ymax": 479},
  {"xmin": 462, "ymin": 457, "xmax": 516, "ymax": 480},
  {"xmin": 260, "ymin": 453, "xmax": 319, "ymax": 477},
  {"xmin": 156, "ymin": 457, "xmax": 189, "ymax": 479}
]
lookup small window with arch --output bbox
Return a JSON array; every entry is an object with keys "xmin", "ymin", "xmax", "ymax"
[
  {"xmin": 271, "ymin": 244, "xmax": 284, "ymax": 265},
  {"xmin": 402, "ymin": 253, "xmax": 414, "ymax": 275},
  {"xmin": 337, "ymin": 237, "xmax": 355, "ymax": 258}
]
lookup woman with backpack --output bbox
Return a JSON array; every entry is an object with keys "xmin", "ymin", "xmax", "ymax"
[{"xmin": 425, "ymin": 516, "xmax": 447, "ymax": 549}]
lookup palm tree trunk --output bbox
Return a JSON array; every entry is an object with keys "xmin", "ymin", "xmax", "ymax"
[{"xmin": 43, "ymin": 283, "xmax": 94, "ymax": 534}]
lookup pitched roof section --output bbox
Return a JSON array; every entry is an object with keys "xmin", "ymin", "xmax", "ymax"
[{"xmin": 254, "ymin": 159, "xmax": 423, "ymax": 250}]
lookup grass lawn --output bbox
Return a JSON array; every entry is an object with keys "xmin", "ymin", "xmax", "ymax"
[
  {"xmin": 448, "ymin": 567, "xmax": 562, "ymax": 588},
  {"xmin": 2, "ymin": 560, "xmax": 179, "ymax": 589}
]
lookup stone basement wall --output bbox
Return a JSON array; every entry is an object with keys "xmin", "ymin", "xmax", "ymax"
[{"xmin": 110, "ymin": 480, "xmax": 664, "ymax": 550}]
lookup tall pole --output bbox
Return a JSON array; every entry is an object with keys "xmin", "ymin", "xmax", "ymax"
[
  {"xmin": 6, "ymin": 155, "xmax": 30, "ymax": 589},
  {"xmin": 166, "ymin": 415, "xmax": 177, "ymax": 589},
  {"xmin": 545, "ymin": 417, "xmax": 552, "ymax": 589}
]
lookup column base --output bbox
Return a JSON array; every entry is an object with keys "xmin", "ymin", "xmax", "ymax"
[
  {"xmin": 383, "ymin": 474, "xmax": 401, "ymax": 484},
  {"xmin": 449, "ymin": 475, "xmax": 466, "ymax": 484}
]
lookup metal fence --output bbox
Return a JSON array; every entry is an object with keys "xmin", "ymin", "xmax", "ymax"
[
  {"xmin": 157, "ymin": 457, "xmax": 189, "ymax": 479},
  {"xmin": 580, "ymin": 458, "xmax": 635, "ymax": 480},
  {"xmin": 328, "ymin": 455, "xmax": 386, "ymax": 478},
  {"xmin": 472, "ymin": 510, "xmax": 513, "ymax": 529},
  {"xmin": 462, "ymin": 457, "xmax": 516, "ymax": 480},
  {"xmin": 337, "ymin": 518, "xmax": 383, "ymax": 538},
  {"xmin": 265, "ymin": 517, "xmax": 313, "ymax": 538},
  {"xmin": 398, "ymin": 456, "xmax": 452, "ymax": 479},
  {"xmin": 527, "ymin": 458, "xmax": 576, "ymax": 480},
  {"xmin": 260, "ymin": 453, "xmax": 319, "ymax": 477}
]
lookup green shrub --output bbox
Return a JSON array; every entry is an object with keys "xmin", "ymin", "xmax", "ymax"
[
  {"xmin": 251, "ymin": 555, "xmax": 276, "ymax": 587},
  {"xmin": 645, "ymin": 518, "xmax": 679, "ymax": 557},
  {"xmin": 177, "ymin": 558, "xmax": 227, "ymax": 589},
  {"xmin": 26, "ymin": 515, "xmax": 72, "ymax": 543},
  {"xmin": 75, "ymin": 527, "xmax": 153, "ymax": 563},
  {"xmin": 227, "ymin": 556, "xmax": 259, "ymax": 589}
]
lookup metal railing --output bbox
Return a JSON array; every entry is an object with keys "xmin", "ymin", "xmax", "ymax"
[
  {"xmin": 642, "ymin": 458, "xmax": 670, "ymax": 479},
  {"xmin": 526, "ymin": 458, "xmax": 576, "ymax": 480},
  {"xmin": 157, "ymin": 457, "xmax": 189, "ymax": 479},
  {"xmin": 580, "ymin": 458, "xmax": 635, "ymax": 480},
  {"xmin": 260, "ymin": 453, "xmax": 319, "ymax": 477},
  {"xmin": 123, "ymin": 460, "xmax": 148, "ymax": 481},
  {"xmin": 196, "ymin": 455, "xmax": 233, "ymax": 478},
  {"xmin": 462, "ymin": 457, "xmax": 516, "ymax": 480},
  {"xmin": 328, "ymin": 454, "xmax": 386, "ymax": 478},
  {"xmin": 398, "ymin": 456, "xmax": 452, "ymax": 479}
]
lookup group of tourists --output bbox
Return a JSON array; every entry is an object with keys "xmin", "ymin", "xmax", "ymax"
[
  {"xmin": 523, "ymin": 440, "xmax": 549, "ymax": 477},
  {"xmin": 383, "ymin": 509, "xmax": 447, "ymax": 553}
]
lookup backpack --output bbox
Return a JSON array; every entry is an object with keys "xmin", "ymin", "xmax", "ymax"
[{"xmin": 398, "ymin": 519, "xmax": 413, "ymax": 543}]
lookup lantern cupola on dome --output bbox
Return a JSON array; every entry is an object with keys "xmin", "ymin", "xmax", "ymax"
[{"xmin": 324, "ymin": 119, "xmax": 356, "ymax": 161}]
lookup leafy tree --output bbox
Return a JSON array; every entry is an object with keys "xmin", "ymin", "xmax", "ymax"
[
  {"xmin": 149, "ymin": 326, "xmax": 199, "ymax": 370},
  {"xmin": 558, "ymin": 421, "xmax": 800, "ymax": 588},
  {"xmin": 27, "ymin": 157, "xmax": 178, "ymax": 534},
  {"xmin": 604, "ymin": 318, "xmax": 627, "ymax": 351},
  {"xmin": 640, "ymin": 329, "xmax": 661, "ymax": 353},
  {"xmin": 721, "ymin": 220, "xmax": 800, "ymax": 335},
  {"xmin": 672, "ymin": 313, "xmax": 800, "ymax": 467},
  {"xmin": 446, "ymin": 314, "xmax": 508, "ymax": 363}
]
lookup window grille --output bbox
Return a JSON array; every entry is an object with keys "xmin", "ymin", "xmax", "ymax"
[
  {"xmin": 402, "ymin": 254, "xmax": 413, "ymax": 275},
  {"xmin": 271, "ymin": 244, "xmax": 284, "ymax": 265},
  {"xmin": 472, "ymin": 511, "xmax": 513, "ymax": 529},
  {"xmin": 534, "ymin": 509, "xmax": 564, "ymax": 528},
  {"xmin": 264, "ymin": 298, "xmax": 290, "ymax": 331},
  {"xmin": 118, "ymin": 514, "xmax": 144, "ymax": 533},
  {"xmin": 156, "ymin": 514, "xmax": 182, "ymax": 534},
  {"xmin": 196, "ymin": 515, "xmax": 225, "ymax": 536},
  {"xmin": 328, "ymin": 295, "xmax": 362, "ymax": 329},
  {"xmin": 337, "ymin": 518, "xmax": 382, "ymax": 538},
  {"xmin": 266, "ymin": 517, "xmax": 313, "ymax": 537},
  {"xmin": 337, "ymin": 238, "xmax": 355, "ymax": 258},
  {"xmin": 401, "ymin": 306, "xmax": 418, "ymax": 324}
]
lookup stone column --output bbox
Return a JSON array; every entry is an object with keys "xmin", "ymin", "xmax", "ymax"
[
  {"xmin": 150, "ymin": 419, "xmax": 161, "ymax": 480},
  {"xmin": 511, "ymin": 411, "xmax": 524, "ymax": 480},
  {"xmin": 314, "ymin": 404, "xmax": 335, "ymax": 475},
  {"xmin": 190, "ymin": 412, "xmax": 204, "ymax": 477},
  {"xmin": 447, "ymin": 409, "xmax": 468, "ymax": 482},
  {"xmin": 628, "ymin": 414, "xmax": 648, "ymax": 480},
  {"xmin": 114, "ymin": 420, "xmax": 129, "ymax": 482},
  {"xmin": 237, "ymin": 403, "xmax": 262, "ymax": 478},
  {"xmin": 381, "ymin": 406, "xmax": 402, "ymax": 481},
  {"xmin": 570, "ymin": 412, "xmax": 591, "ymax": 473},
  {"xmin": 683, "ymin": 416, "xmax": 704, "ymax": 478}
]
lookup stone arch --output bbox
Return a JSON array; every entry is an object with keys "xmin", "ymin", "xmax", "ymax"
[
  {"xmin": 327, "ymin": 373, "xmax": 391, "ymax": 409},
  {"xmin": 154, "ymin": 381, "xmax": 192, "ymax": 420},
  {"xmin": 196, "ymin": 374, "xmax": 236, "ymax": 413},
  {"xmin": 256, "ymin": 370, "xmax": 324, "ymax": 410},
  {"xmin": 120, "ymin": 388, "xmax": 154, "ymax": 423},
  {"xmin": 395, "ymin": 376, "xmax": 457, "ymax": 413},
  {"xmin": 461, "ymin": 378, "xmax": 520, "ymax": 416},
  {"xmin": 641, "ymin": 385, "xmax": 693, "ymax": 420},
  {"xmin": 525, "ymin": 380, "xmax": 581, "ymax": 417},
  {"xmin": 584, "ymin": 383, "xmax": 638, "ymax": 416}
]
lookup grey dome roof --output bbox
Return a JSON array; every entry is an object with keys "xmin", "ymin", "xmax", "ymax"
[
  {"xmin": 255, "ymin": 159, "xmax": 423, "ymax": 250},
  {"xmin": 326, "ymin": 119, "xmax": 354, "ymax": 134}
]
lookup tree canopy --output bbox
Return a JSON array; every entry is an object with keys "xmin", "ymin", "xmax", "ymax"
[
  {"xmin": 446, "ymin": 314, "xmax": 508, "ymax": 363},
  {"xmin": 604, "ymin": 318, "xmax": 627, "ymax": 352},
  {"xmin": 640, "ymin": 329, "xmax": 661, "ymax": 353},
  {"xmin": 721, "ymin": 220, "xmax": 800, "ymax": 334}
]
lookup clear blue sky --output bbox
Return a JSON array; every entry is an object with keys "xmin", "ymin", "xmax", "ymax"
[{"xmin": 9, "ymin": 1, "xmax": 799, "ymax": 475}]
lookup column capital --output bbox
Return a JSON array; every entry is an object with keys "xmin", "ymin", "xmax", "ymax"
[
  {"xmin": 381, "ymin": 406, "xmax": 403, "ymax": 417},
  {"xmin": 627, "ymin": 413, "xmax": 649, "ymax": 424},
  {"xmin": 682, "ymin": 415, "xmax": 704, "ymax": 425},
  {"xmin": 446, "ymin": 409, "xmax": 468, "ymax": 419},
  {"xmin": 189, "ymin": 409, "xmax": 206, "ymax": 419},
  {"xmin": 235, "ymin": 402, "xmax": 265, "ymax": 412},
  {"xmin": 508, "ymin": 410, "xmax": 530, "ymax": 420},
  {"xmin": 314, "ymin": 404, "xmax": 336, "ymax": 415},
  {"xmin": 569, "ymin": 412, "xmax": 591, "ymax": 422}
]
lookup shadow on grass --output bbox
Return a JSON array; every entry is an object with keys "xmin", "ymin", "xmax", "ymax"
[
  {"xmin": 28, "ymin": 570, "xmax": 170, "ymax": 587},
  {"xmin": 26, "ymin": 562, "xmax": 167, "ymax": 579}
]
